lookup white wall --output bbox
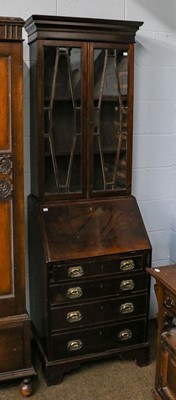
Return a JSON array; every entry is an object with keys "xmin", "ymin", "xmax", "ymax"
[
  {"xmin": 129, "ymin": 1, "xmax": 176, "ymax": 317},
  {"xmin": 1, "ymin": 0, "xmax": 176, "ymax": 317}
]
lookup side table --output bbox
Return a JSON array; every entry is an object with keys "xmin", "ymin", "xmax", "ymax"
[{"xmin": 147, "ymin": 265, "xmax": 176, "ymax": 400}]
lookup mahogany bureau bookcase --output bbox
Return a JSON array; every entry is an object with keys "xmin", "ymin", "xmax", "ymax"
[
  {"xmin": 24, "ymin": 15, "xmax": 152, "ymax": 385},
  {"xmin": 0, "ymin": 17, "xmax": 35, "ymax": 396}
]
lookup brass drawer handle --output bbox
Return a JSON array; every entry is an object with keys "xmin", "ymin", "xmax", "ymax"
[
  {"xmin": 120, "ymin": 302, "xmax": 134, "ymax": 314},
  {"xmin": 67, "ymin": 287, "xmax": 83, "ymax": 299},
  {"xmin": 120, "ymin": 259, "xmax": 135, "ymax": 271},
  {"xmin": 66, "ymin": 310, "xmax": 82, "ymax": 323},
  {"xmin": 118, "ymin": 329, "xmax": 132, "ymax": 341},
  {"xmin": 68, "ymin": 266, "xmax": 84, "ymax": 278},
  {"xmin": 120, "ymin": 279, "xmax": 135, "ymax": 291},
  {"xmin": 67, "ymin": 339, "xmax": 83, "ymax": 351},
  {"xmin": 164, "ymin": 296, "xmax": 175, "ymax": 309}
]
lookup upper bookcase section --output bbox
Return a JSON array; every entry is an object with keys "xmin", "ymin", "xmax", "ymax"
[
  {"xmin": 25, "ymin": 15, "xmax": 143, "ymax": 200},
  {"xmin": 24, "ymin": 15, "xmax": 143, "ymax": 44}
]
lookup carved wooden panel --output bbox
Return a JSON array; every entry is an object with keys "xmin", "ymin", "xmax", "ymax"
[{"xmin": 0, "ymin": 39, "xmax": 24, "ymax": 316}]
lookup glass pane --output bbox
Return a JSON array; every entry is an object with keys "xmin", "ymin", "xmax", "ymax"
[
  {"xmin": 92, "ymin": 48, "xmax": 128, "ymax": 192},
  {"xmin": 43, "ymin": 46, "xmax": 82, "ymax": 195}
]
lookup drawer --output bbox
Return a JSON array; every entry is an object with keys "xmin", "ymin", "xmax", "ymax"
[
  {"xmin": 50, "ymin": 293, "xmax": 148, "ymax": 332},
  {"xmin": 49, "ymin": 251, "xmax": 150, "ymax": 283},
  {"xmin": 163, "ymin": 289, "xmax": 176, "ymax": 316},
  {"xmin": 49, "ymin": 318, "xmax": 146, "ymax": 360},
  {"xmin": 49, "ymin": 272, "xmax": 148, "ymax": 305}
]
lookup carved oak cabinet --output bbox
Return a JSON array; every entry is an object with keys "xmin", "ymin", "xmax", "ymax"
[
  {"xmin": 24, "ymin": 15, "xmax": 152, "ymax": 385},
  {"xmin": 0, "ymin": 17, "xmax": 35, "ymax": 395}
]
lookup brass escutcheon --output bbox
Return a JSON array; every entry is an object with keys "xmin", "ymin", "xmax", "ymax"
[
  {"xmin": 66, "ymin": 310, "xmax": 82, "ymax": 323},
  {"xmin": 67, "ymin": 287, "xmax": 83, "ymax": 299},
  {"xmin": 120, "ymin": 259, "xmax": 135, "ymax": 271},
  {"xmin": 120, "ymin": 302, "xmax": 134, "ymax": 314},
  {"xmin": 67, "ymin": 339, "xmax": 83, "ymax": 351},
  {"xmin": 120, "ymin": 279, "xmax": 135, "ymax": 291},
  {"xmin": 118, "ymin": 329, "xmax": 132, "ymax": 341},
  {"xmin": 68, "ymin": 266, "xmax": 84, "ymax": 278}
]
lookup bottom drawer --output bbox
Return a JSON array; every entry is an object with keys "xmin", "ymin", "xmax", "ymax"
[{"xmin": 50, "ymin": 318, "xmax": 146, "ymax": 360}]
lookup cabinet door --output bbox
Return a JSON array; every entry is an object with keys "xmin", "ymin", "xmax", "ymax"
[
  {"xmin": 88, "ymin": 42, "xmax": 134, "ymax": 196},
  {"xmin": 43, "ymin": 41, "xmax": 87, "ymax": 198},
  {"xmin": 0, "ymin": 42, "xmax": 25, "ymax": 317}
]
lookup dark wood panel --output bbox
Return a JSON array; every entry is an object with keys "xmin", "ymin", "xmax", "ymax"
[{"xmin": 39, "ymin": 196, "xmax": 151, "ymax": 262}]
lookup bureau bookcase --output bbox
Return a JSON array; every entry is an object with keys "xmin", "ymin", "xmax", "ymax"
[{"xmin": 25, "ymin": 15, "xmax": 151, "ymax": 385}]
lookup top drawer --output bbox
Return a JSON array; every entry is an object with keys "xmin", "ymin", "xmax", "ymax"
[{"xmin": 49, "ymin": 251, "xmax": 150, "ymax": 283}]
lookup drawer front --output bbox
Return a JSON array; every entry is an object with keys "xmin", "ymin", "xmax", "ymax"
[
  {"xmin": 50, "ymin": 318, "xmax": 146, "ymax": 360},
  {"xmin": 49, "ymin": 251, "xmax": 150, "ymax": 283},
  {"xmin": 163, "ymin": 289, "xmax": 176, "ymax": 316},
  {"xmin": 49, "ymin": 272, "xmax": 148, "ymax": 306},
  {"xmin": 50, "ymin": 293, "xmax": 148, "ymax": 332}
]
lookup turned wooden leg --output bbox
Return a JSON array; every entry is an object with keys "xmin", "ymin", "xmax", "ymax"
[{"xmin": 19, "ymin": 378, "xmax": 34, "ymax": 397}]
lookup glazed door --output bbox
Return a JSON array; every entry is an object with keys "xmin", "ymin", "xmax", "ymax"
[
  {"xmin": 42, "ymin": 41, "xmax": 134, "ymax": 199},
  {"xmin": 88, "ymin": 42, "xmax": 134, "ymax": 197},
  {"xmin": 43, "ymin": 41, "xmax": 87, "ymax": 198}
]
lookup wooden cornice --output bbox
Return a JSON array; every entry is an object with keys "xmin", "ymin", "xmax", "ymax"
[{"xmin": 0, "ymin": 17, "xmax": 24, "ymax": 41}]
